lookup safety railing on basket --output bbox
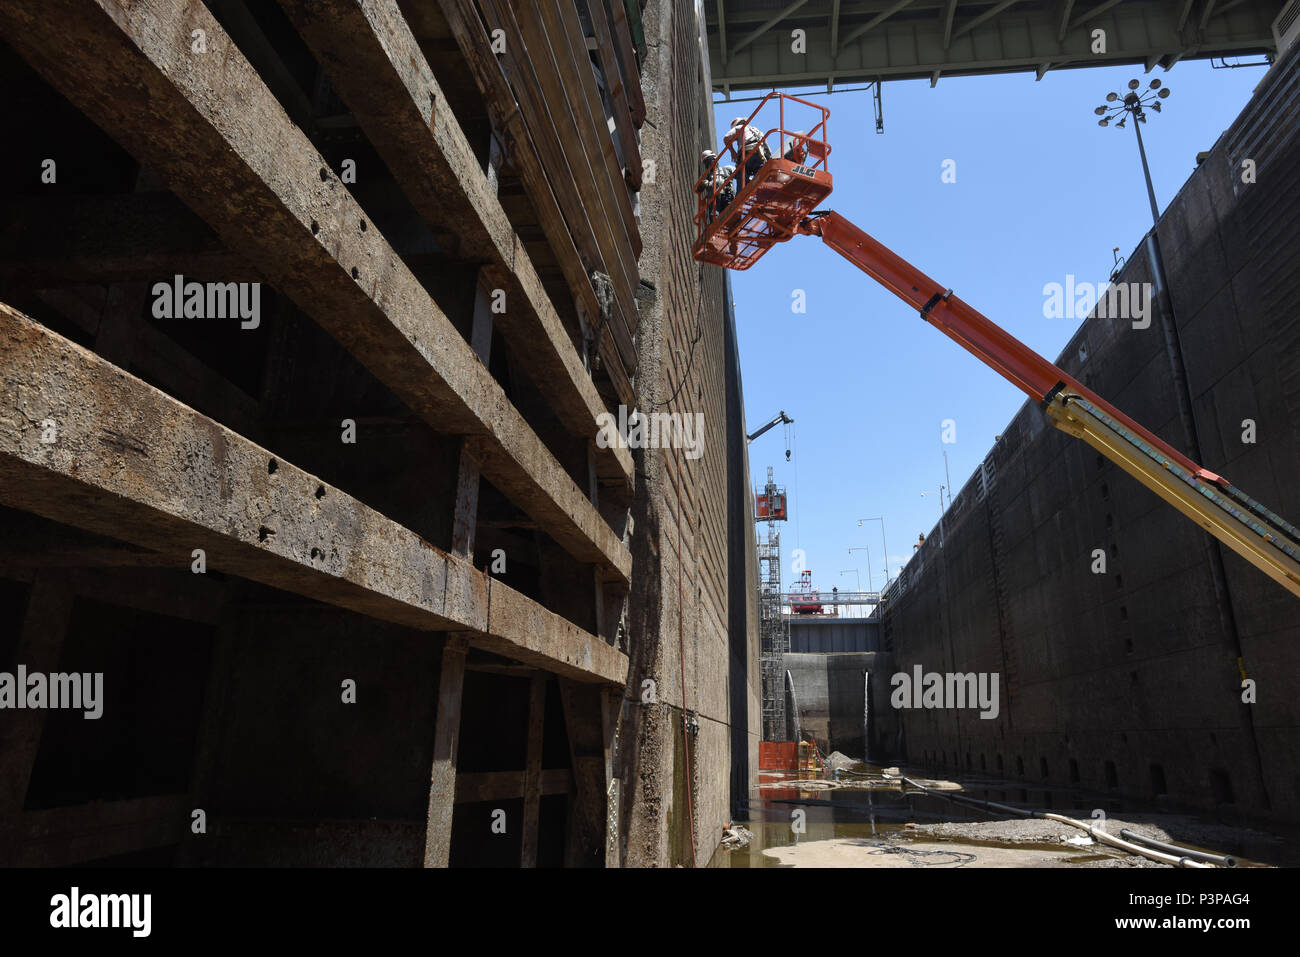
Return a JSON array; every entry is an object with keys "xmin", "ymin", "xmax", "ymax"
[{"xmin": 693, "ymin": 91, "xmax": 831, "ymax": 235}]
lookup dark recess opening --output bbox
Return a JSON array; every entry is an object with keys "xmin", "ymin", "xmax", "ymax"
[
  {"xmin": 0, "ymin": 574, "xmax": 34, "ymax": 670},
  {"xmin": 1104, "ymin": 760, "xmax": 1119, "ymax": 790},
  {"xmin": 24, "ymin": 598, "xmax": 213, "ymax": 810},
  {"xmin": 1209, "ymin": 769, "xmax": 1234, "ymax": 805},
  {"xmin": 1150, "ymin": 764, "xmax": 1167, "ymax": 796}
]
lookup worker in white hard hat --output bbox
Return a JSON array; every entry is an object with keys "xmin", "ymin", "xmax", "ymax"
[
  {"xmin": 696, "ymin": 149, "xmax": 735, "ymax": 224},
  {"xmin": 723, "ymin": 115, "xmax": 770, "ymax": 189}
]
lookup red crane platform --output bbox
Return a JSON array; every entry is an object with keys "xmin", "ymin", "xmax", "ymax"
[{"xmin": 692, "ymin": 92, "xmax": 833, "ymax": 271}]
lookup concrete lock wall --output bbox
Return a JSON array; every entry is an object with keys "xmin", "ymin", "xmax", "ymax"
[
  {"xmin": 782, "ymin": 652, "xmax": 899, "ymax": 761},
  {"xmin": 0, "ymin": 0, "xmax": 758, "ymax": 868},
  {"xmin": 881, "ymin": 48, "xmax": 1300, "ymax": 820},
  {"xmin": 616, "ymin": 0, "xmax": 762, "ymax": 868}
]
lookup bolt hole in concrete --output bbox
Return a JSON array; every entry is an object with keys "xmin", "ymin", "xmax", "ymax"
[
  {"xmin": 310, "ymin": 547, "xmax": 321, "ymax": 560},
  {"xmin": 267, "ymin": 458, "xmax": 277, "ymax": 475},
  {"xmin": 318, "ymin": 167, "xmax": 328, "ymax": 182},
  {"xmin": 710, "ymin": 759, "xmax": 1293, "ymax": 868},
  {"xmin": 258, "ymin": 526, "xmax": 274, "ymax": 543},
  {"xmin": 315, "ymin": 485, "xmax": 326, "ymax": 500},
  {"xmin": 351, "ymin": 267, "xmax": 359, "ymax": 280},
  {"xmin": 359, "ymin": 219, "xmax": 367, "ymax": 232},
  {"xmin": 311, "ymin": 220, "xmax": 320, "ymax": 235}
]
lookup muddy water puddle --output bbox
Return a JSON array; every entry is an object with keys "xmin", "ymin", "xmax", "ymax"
[{"xmin": 710, "ymin": 764, "xmax": 1051, "ymax": 868}]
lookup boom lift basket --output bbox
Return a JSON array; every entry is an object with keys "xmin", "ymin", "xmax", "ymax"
[{"xmin": 693, "ymin": 92, "xmax": 833, "ymax": 270}]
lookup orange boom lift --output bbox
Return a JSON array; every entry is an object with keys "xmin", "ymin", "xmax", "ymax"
[{"xmin": 695, "ymin": 92, "xmax": 1300, "ymax": 599}]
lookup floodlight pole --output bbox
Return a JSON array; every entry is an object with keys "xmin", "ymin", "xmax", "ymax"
[{"xmin": 1131, "ymin": 116, "xmax": 1161, "ymax": 226}]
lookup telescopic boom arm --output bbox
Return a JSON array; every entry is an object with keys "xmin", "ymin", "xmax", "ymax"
[
  {"xmin": 690, "ymin": 90, "xmax": 1300, "ymax": 597},
  {"xmin": 747, "ymin": 410, "xmax": 793, "ymax": 443},
  {"xmin": 796, "ymin": 210, "xmax": 1300, "ymax": 597}
]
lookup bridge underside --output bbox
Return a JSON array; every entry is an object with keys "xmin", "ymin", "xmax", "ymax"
[{"xmin": 706, "ymin": 0, "xmax": 1285, "ymax": 92}]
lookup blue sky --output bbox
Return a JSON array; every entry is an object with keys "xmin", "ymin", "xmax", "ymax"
[{"xmin": 714, "ymin": 59, "xmax": 1268, "ymax": 594}]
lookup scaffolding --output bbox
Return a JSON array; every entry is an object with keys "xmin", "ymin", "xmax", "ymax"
[{"xmin": 756, "ymin": 466, "xmax": 791, "ymax": 741}]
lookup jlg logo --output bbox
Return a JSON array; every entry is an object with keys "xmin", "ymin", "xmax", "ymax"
[{"xmin": 792, "ymin": 164, "xmax": 816, "ymax": 177}]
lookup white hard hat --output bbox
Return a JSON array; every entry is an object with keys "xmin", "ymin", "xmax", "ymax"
[
  {"xmin": 730, "ymin": 116, "xmax": 746, "ymax": 127},
  {"xmin": 701, "ymin": 149, "xmax": 716, "ymax": 162}
]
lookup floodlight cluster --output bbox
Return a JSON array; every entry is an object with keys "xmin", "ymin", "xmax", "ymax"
[{"xmin": 1096, "ymin": 77, "xmax": 1172, "ymax": 128}]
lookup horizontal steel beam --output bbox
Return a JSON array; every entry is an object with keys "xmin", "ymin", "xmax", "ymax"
[
  {"xmin": 712, "ymin": 40, "xmax": 1274, "ymax": 88},
  {"xmin": 721, "ymin": 0, "xmax": 949, "ymax": 25},
  {"xmin": 954, "ymin": 0, "xmax": 1027, "ymax": 40},
  {"xmin": 733, "ymin": 0, "xmax": 814, "ymax": 57},
  {"xmin": 708, "ymin": 0, "xmax": 1280, "ymax": 88},
  {"xmin": 1070, "ymin": 0, "xmax": 1127, "ymax": 29},
  {"xmin": 836, "ymin": 0, "xmax": 917, "ymax": 49}
]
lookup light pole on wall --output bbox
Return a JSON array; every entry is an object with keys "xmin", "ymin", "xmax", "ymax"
[
  {"xmin": 856, "ymin": 516, "xmax": 891, "ymax": 586},
  {"xmin": 1095, "ymin": 78, "xmax": 1171, "ymax": 227},
  {"xmin": 1094, "ymin": 77, "xmax": 1203, "ymax": 466},
  {"xmin": 1094, "ymin": 78, "xmax": 1253, "ymax": 777},
  {"xmin": 921, "ymin": 488, "xmax": 946, "ymax": 547},
  {"xmin": 848, "ymin": 546, "xmax": 872, "ymax": 592}
]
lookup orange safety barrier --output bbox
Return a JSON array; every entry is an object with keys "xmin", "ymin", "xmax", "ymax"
[{"xmin": 759, "ymin": 741, "xmax": 798, "ymax": 770}]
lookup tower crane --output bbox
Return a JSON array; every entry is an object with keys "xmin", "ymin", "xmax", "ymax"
[{"xmin": 695, "ymin": 92, "xmax": 1300, "ymax": 598}]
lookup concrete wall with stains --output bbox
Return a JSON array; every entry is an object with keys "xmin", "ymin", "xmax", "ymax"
[{"xmin": 881, "ymin": 49, "xmax": 1300, "ymax": 821}]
